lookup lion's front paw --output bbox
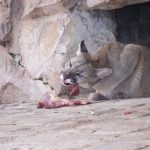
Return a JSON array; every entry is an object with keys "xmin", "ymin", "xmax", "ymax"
[
  {"xmin": 88, "ymin": 93, "xmax": 108, "ymax": 101},
  {"xmin": 112, "ymin": 92, "xmax": 128, "ymax": 99}
]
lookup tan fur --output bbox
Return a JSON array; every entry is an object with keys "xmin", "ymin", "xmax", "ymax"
[{"xmin": 61, "ymin": 42, "xmax": 150, "ymax": 100}]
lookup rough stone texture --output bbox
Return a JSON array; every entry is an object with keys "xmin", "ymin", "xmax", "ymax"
[
  {"xmin": 0, "ymin": 0, "xmax": 11, "ymax": 44},
  {"xmin": 0, "ymin": 98, "xmax": 150, "ymax": 149},
  {"xmin": 87, "ymin": 0, "xmax": 150, "ymax": 10},
  {"xmin": 61, "ymin": 0, "xmax": 78, "ymax": 9},
  {"xmin": 23, "ymin": 0, "xmax": 66, "ymax": 19},
  {"xmin": 0, "ymin": 45, "xmax": 49, "ymax": 104}
]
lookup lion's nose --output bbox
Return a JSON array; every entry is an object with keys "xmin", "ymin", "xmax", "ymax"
[
  {"xmin": 60, "ymin": 72, "xmax": 65, "ymax": 80},
  {"xmin": 60, "ymin": 71, "xmax": 68, "ymax": 80}
]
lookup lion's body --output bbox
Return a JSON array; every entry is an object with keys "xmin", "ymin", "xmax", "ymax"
[{"xmin": 61, "ymin": 41, "xmax": 150, "ymax": 100}]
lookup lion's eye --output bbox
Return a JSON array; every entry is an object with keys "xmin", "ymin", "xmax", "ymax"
[{"xmin": 76, "ymin": 73, "xmax": 82, "ymax": 77}]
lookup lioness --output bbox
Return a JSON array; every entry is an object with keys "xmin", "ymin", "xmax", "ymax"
[{"xmin": 60, "ymin": 41, "xmax": 150, "ymax": 100}]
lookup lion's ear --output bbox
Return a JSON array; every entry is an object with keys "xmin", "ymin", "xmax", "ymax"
[
  {"xmin": 76, "ymin": 40, "xmax": 88, "ymax": 55},
  {"xmin": 76, "ymin": 40, "xmax": 91, "ymax": 61},
  {"xmin": 80, "ymin": 40, "xmax": 88, "ymax": 53},
  {"xmin": 96, "ymin": 68, "xmax": 112, "ymax": 78}
]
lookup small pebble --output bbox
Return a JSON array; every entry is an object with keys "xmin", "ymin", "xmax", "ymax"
[{"xmin": 90, "ymin": 111, "xmax": 95, "ymax": 115}]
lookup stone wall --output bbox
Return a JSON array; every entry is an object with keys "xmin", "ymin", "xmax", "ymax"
[
  {"xmin": 87, "ymin": 0, "xmax": 150, "ymax": 10},
  {"xmin": 0, "ymin": 0, "xmax": 149, "ymax": 103}
]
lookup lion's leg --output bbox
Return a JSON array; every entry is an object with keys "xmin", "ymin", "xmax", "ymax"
[
  {"xmin": 94, "ymin": 45, "xmax": 143, "ymax": 98},
  {"xmin": 120, "ymin": 45, "xmax": 142, "ymax": 77},
  {"xmin": 111, "ymin": 45, "xmax": 142, "ymax": 90}
]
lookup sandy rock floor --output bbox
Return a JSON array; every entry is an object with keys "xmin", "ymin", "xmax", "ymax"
[{"xmin": 0, "ymin": 98, "xmax": 150, "ymax": 150}]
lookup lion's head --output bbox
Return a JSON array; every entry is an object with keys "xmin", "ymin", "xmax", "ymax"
[{"xmin": 60, "ymin": 41, "xmax": 112, "ymax": 95}]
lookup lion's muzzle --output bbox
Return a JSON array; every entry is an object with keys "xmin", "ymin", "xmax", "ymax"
[{"xmin": 60, "ymin": 72, "xmax": 77, "ymax": 86}]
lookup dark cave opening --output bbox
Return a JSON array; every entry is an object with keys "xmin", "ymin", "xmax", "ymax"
[{"xmin": 115, "ymin": 2, "xmax": 150, "ymax": 47}]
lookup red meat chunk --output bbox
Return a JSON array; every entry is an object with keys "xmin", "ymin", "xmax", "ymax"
[
  {"xmin": 37, "ymin": 92, "xmax": 91, "ymax": 109},
  {"xmin": 68, "ymin": 84, "xmax": 79, "ymax": 97}
]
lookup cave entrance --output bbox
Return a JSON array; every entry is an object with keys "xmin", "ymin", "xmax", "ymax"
[{"xmin": 115, "ymin": 2, "xmax": 150, "ymax": 47}]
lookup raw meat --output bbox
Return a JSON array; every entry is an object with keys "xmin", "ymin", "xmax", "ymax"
[
  {"xmin": 68, "ymin": 84, "xmax": 79, "ymax": 97},
  {"xmin": 37, "ymin": 92, "xmax": 91, "ymax": 109}
]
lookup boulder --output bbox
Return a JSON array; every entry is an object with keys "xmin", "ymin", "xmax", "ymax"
[
  {"xmin": 0, "ymin": 45, "xmax": 49, "ymax": 104},
  {"xmin": 0, "ymin": 0, "xmax": 11, "ymax": 44},
  {"xmin": 87, "ymin": 0, "xmax": 150, "ymax": 10},
  {"xmin": 23, "ymin": 0, "xmax": 66, "ymax": 19}
]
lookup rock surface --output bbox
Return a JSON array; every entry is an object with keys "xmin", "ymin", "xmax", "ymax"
[
  {"xmin": 0, "ymin": 45, "xmax": 49, "ymax": 104},
  {"xmin": 87, "ymin": 0, "xmax": 150, "ymax": 10},
  {"xmin": 0, "ymin": 98, "xmax": 150, "ymax": 149},
  {"xmin": 23, "ymin": 0, "xmax": 66, "ymax": 19},
  {"xmin": 0, "ymin": 0, "xmax": 11, "ymax": 44}
]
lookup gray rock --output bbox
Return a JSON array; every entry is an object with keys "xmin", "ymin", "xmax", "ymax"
[
  {"xmin": 0, "ymin": 45, "xmax": 49, "ymax": 104},
  {"xmin": 0, "ymin": 0, "xmax": 11, "ymax": 44},
  {"xmin": 87, "ymin": 0, "xmax": 150, "ymax": 10}
]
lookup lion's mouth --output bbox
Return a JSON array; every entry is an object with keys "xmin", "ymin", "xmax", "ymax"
[
  {"xmin": 60, "ymin": 74, "xmax": 80, "ymax": 97},
  {"xmin": 60, "ymin": 79, "xmax": 79, "ymax": 97},
  {"xmin": 61, "ymin": 80, "xmax": 72, "ymax": 86}
]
